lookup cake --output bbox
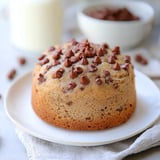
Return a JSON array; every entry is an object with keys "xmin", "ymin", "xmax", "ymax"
[{"xmin": 32, "ymin": 39, "xmax": 136, "ymax": 130}]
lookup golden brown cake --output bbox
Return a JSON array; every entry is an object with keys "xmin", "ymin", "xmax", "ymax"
[{"xmin": 32, "ymin": 39, "xmax": 136, "ymax": 130}]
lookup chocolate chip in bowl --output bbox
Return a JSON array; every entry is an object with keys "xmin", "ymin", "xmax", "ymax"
[
  {"xmin": 32, "ymin": 39, "xmax": 136, "ymax": 131},
  {"xmin": 77, "ymin": 0, "xmax": 154, "ymax": 49},
  {"xmin": 86, "ymin": 7, "xmax": 140, "ymax": 21}
]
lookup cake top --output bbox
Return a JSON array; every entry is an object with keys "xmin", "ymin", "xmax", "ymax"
[{"xmin": 36, "ymin": 39, "xmax": 133, "ymax": 92}]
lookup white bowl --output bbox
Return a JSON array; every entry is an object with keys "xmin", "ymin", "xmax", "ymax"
[{"xmin": 77, "ymin": 0, "xmax": 154, "ymax": 49}]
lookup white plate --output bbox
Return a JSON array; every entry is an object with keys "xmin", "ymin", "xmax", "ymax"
[{"xmin": 4, "ymin": 70, "xmax": 160, "ymax": 146}]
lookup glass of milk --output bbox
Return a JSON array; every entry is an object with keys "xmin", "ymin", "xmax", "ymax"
[{"xmin": 9, "ymin": 0, "xmax": 64, "ymax": 53}]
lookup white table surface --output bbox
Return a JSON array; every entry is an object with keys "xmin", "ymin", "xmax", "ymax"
[{"xmin": 0, "ymin": 1, "xmax": 160, "ymax": 159}]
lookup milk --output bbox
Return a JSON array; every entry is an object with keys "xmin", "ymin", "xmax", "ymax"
[{"xmin": 9, "ymin": 0, "xmax": 64, "ymax": 53}]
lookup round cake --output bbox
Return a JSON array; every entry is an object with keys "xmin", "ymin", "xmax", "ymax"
[{"xmin": 32, "ymin": 39, "xmax": 136, "ymax": 130}]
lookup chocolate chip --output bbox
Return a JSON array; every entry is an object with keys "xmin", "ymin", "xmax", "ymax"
[
  {"xmin": 97, "ymin": 48, "xmax": 105, "ymax": 56},
  {"xmin": 85, "ymin": 117, "xmax": 91, "ymax": 121},
  {"xmin": 80, "ymin": 57, "xmax": 88, "ymax": 65},
  {"xmin": 124, "ymin": 55, "xmax": 131, "ymax": 63},
  {"xmin": 121, "ymin": 63, "xmax": 129, "ymax": 70},
  {"xmin": 79, "ymin": 46, "xmax": 86, "ymax": 53},
  {"xmin": 113, "ymin": 62, "xmax": 121, "ymax": 70},
  {"xmin": 40, "ymin": 58, "xmax": 49, "ymax": 65},
  {"xmin": 65, "ymin": 50, "xmax": 74, "ymax": 58},
  {"xmin": 38, "ymin": 54, "xmax": 46, "ymax": 61},
  {"xmin": 64, "ymin": 59, "xmax": 72, "ymax": 67},
  {"xmin": 80, "ymin": 86, "xmax": 84, "ymax": 91},
  {"xmin": 88, "ymin": 64, "xmax": 98, "ymax": 72},
  {"xmin": 80, "ymin": 76, "xmax": 90, "ymax": 85},
  {"xmin": 70, "ymin": 67, "xmax": 78, "ymax": 79},
  {"xmin": 67, "ymin": 82, "xmax": 77, "ymax": 90},
  {"xmin": 38, "ymin": 73, "xmax": 46, "ymax": 83},
  {"xmin": 108, "ymin": 55, "xmax": 116, "ymax": 64},
  {"xmin": 93, "ymin": 56, "xmax": 101, "ymax": 65},
  {"xmin": 53, "ymin": 60, "xmax": 60, "ymax": 66},
  {"xmin": 141, "ymin": 59, "xmax": 148, "ymax": 65},
  {"xmin": 113, "ymin": 83, "xmax": 119, "ymax": 89},
  {"xmin": 72, "ymin": 46, "xmax": 80, "ymax": 53},
  {"xmin": 75, "ymin": 67, "xmax": 83, "ymax": 74},
  {"xmin": 85, "ymin": 48, "xmax": 95, "ymax": 58},
  {"xmin": 86, "ymin": 7, "xmax": 140, "ymax": 21},
  {"xmin": 135, "ymin": 54, "xmax": 148, "ymax": 65},
  {"xmin": 7, "ymin": 69, "xmax": 16, "ymax": 80},
  {"xmin": 59, "ymin": 68, "xmax": 65, "ymax": 73},
  {"xmin": 18, "ymin": 57, "xmax": 26, "ymax": 65},
  {"xmin": 52, "ymin": 68, "xmax": 64, "ymax": 79},
  {"xmin": 102, "ymin": 43, "xmax": 109, "ymax": 49},
  {"xmin": 95, "ymin": 77, "xmax": 103, "ymax": 85},
  {"xmin": 71, "ymin": 39, "xmax": 78, "ymax": 45},
  {"xmin": 48, "ymin": 46, "xmax": 55, "ymax": 52},
  {"xmin": 103, "ymin": 70, "xmax": 110, "ymax": 77},
  {"xmin": 81, "ymin": 39, "xmax": 90, "ymax": 47},
  {"xmin": 70, "ymin": 56, "xmax": 79, "ymax": 63},
  {"xmin": 66, "ymin": 101, "xmax": 73, "ymax": 105},
  {"xmin": 105, "ymin": 76, "xmax": 113, "ymax": 84},
  {"xmin": 116, "ymin": 106, "xmax": 123, "ymax": 112},
  {"xmin": 111, "ymin": 52, "xmax": 118, "ymax": 59},
  {"xmin": 46, "ymin": 65, "xmax": 53, "ymax": 71},
  {"xmin": 112, "ymin": 46, "xmax": 120, "ymax": 55},
  {"xmin": 77, "ymin": 52, "xmax": 84, "ymax": 59},
  {"xmin": 52, "ymin": 51, "xmax": 61, "ymax": 60}
]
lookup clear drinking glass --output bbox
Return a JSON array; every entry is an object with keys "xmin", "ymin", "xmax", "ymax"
[{"xmin": 9, "ymin": 0, "xmax": 64, "ymax": 53}]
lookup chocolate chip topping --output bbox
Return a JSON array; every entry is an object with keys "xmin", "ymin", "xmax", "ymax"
[
  {"xmin": 53, "ymin": 51, "xmax": 61, "ymax": 60},
  {"xmin": 97, "ymin": 48, "xmax": 105, "ymax": 56},
  {"xmin": 71, "ymin": 39, "xmax": 78, "ymax": 46},
  {"xmin": 52, "ymin": 68, "xmax": 64, "ymax": 79},
  {"xmin": 93, "ymin": 56, "xmax": 102, "ymax": 65},
  {"xmin": 38, "ymin": 54, "xmax": 46, "ymax": 61},
  {"xmin": 80, "ymin": 76, "xmax": 90, "ymax": 85},
  {"xmin": 95, "ymin": 77, "xmax": 103, "ymax": 85},
  {"xmin": 46, "ymin": 65, "xmax": 53, "ymax": 71},
  {"xmin": 70, "ymin": 56, "xmax": 79, "ymax": 63},
  {"xmin": 105, "ymin": 76, "xmax": 113, "ymax": 84},
  {"xmin": 108, "ymin": 55, "xmax": 116, "ymax": 64},
  {"xmin": 121, "ymin": 63, "xmax": 129, "ymax": 70},
  {"xmin": 112, "ymin": 46, "xmax": 120, "ymax": 55},
  {"xmin": 48, "ymin": 46, "xmax": 55, "ymax": 52},
  {"xmin": 38, "ymin": 73, "xmax": 46, "ymax": 83},
  {"xmin": 53, "ymin": 60, "xmax": 60, "ymax": 66},
  {"xmin": 70, "ymin": 67, "xmax": 78, "ymax": 79},
  {"xmin": 103, "ymin": 70, "xmax": 110, "ymax": 77},
  {"xmin": 75, "ymin": 67, "xmax": 83, "ymax": 74},
  {"xmin": 67, "ymin": 82, "xmax": 77, "ymax": 90},
  {"xmin": 124, "ymin": 55, "xmax": 131, "ymax": 63},
  {"xmin": 102, "ymin": 43, "xmax": 109, "ymax": 49},
  {"xmin": 80, "ymin": 57, "xmax": 88, "ymax": 65},
  {"xmin": 37, "ymin": 39, "xmax": 134, "ymax": 91},
  {"xmin": 113, "ymin": 62, "xmax": 121, "ymax": 70},
  {"xmin": 39, "ymin": 58, "xmax": 49, "ymax": 66},
  {"xmin": 64, "ymin": 59, "xmax": 72, "ymax": 67},
  {"xmin": 88, "ymin": 64, "xmax": 97, "ymax": 72},
  {"xmin": 65, "ymin": 50, "xmax": 74, "ymax": 58}
]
